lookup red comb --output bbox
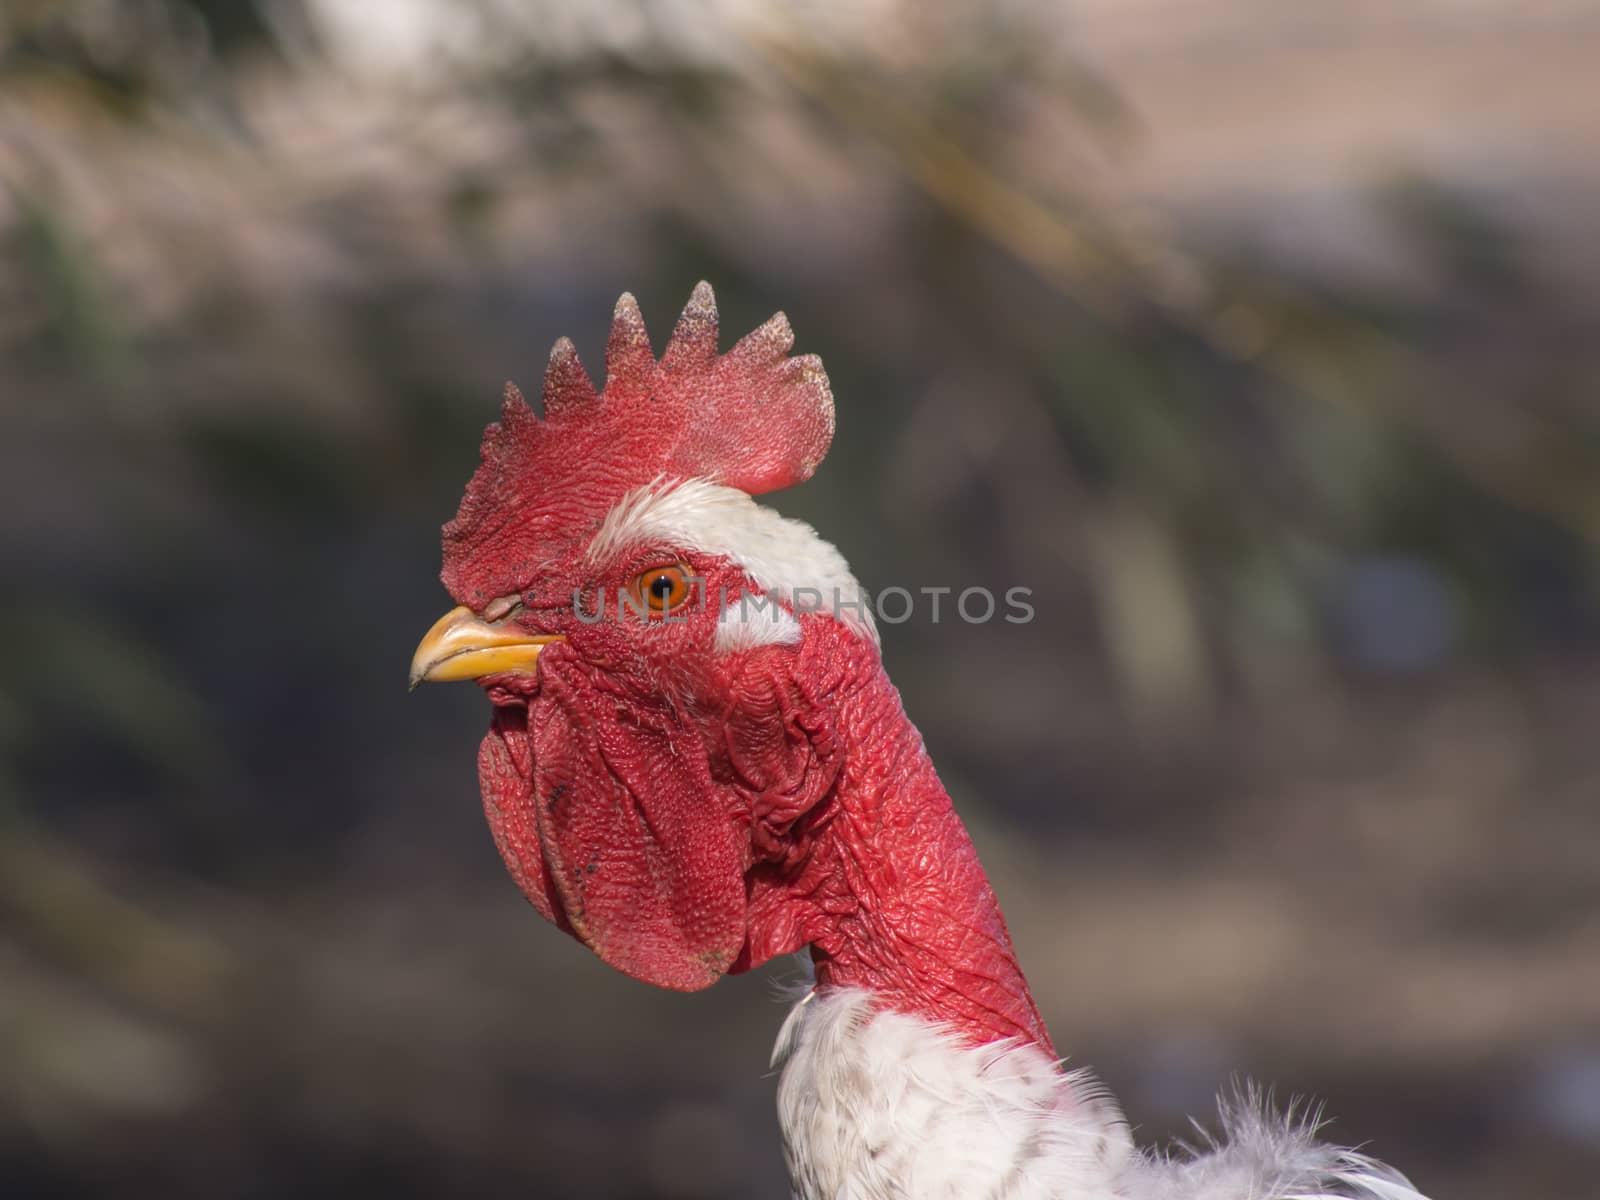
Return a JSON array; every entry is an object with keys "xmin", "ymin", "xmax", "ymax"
[{"xmin": 441, "ymin": 283, "xmax": 835, "ymax": 606}]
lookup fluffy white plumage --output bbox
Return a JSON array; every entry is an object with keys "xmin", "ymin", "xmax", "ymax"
[{"xmin": 774, "ymin": 989, "xmax": 1431, "ymax": 1200}]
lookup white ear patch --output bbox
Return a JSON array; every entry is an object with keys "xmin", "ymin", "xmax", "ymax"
[
  {"xmin": 715, "ymin": 597, "xmax": 803, "ymax": 653},
  {"xmin": 588, "ymin": 478, "xmax": 879, "ymax": 648}
]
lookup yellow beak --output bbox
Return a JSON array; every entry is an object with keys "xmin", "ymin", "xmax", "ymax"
[{"xmin": 409, "ymin": 606, "xmax": 562, "ymax": 690}]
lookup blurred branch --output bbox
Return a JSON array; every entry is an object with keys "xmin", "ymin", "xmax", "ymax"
[
  {"xmin": 1266, "ymin": 300, "xmax": 1600, "ymax": 548},
  {"xmin": 757, "ymin": 26, "xmax": 1600, "ymax": 550},
  {"xmin": 757, "ymin": 32, "xmax": 1129, "ymax": 318}
]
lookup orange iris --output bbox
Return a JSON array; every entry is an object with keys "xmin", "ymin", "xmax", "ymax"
[{"xmin": 628, "ymin": 563, "xmax": 693, "ymax": 615}]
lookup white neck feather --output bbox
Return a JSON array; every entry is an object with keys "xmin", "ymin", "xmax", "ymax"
[
  {"xmin": 773, "ymin": 989, "xmax": 1131, "ymax": 1200},
  {"xmin": 771, "ymin": 990, "xmax": 1431, "ymax": 1200}
]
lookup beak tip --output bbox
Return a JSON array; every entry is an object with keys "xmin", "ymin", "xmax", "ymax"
[{"xmin": 411, "ymin": 605, "xmax": 559, "ymax": 688}]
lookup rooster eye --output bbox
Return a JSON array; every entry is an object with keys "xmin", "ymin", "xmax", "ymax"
[{"xmin": 628, "ymin": 563, "xmax": 692, "ymax": 615}]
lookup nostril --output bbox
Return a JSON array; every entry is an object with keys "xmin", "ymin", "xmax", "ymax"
[{"xmin": 483, "ymin": 593, "xmax": 522, "ymax": 622}]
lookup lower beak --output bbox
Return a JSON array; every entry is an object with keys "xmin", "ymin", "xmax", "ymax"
[{"xmin": 409, "ymin": 606, "xmax": 562, "ymax": 690}]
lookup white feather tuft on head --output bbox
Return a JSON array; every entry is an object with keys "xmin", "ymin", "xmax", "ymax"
[{"xmin": 588, "ymin": 478, "xmax": 878, "ymax": 648}]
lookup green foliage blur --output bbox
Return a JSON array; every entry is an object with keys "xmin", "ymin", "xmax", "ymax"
[{"xmin": 3, "ymin": 2, "xmax": 1597, "ymax": 1198}]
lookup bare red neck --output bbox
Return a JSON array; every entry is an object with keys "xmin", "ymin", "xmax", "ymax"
[{"xmin": 741, "ymin": 638, "xmax": 1054, "ymax": 1054}]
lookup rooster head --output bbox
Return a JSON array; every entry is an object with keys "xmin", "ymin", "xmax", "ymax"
[{"xmin": 411, "ymin": 283, "xmax": 876, "ymax": 992}]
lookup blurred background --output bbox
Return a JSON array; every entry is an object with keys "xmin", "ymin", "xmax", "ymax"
[{"xmin": 3, "ymin": 1, "xmax": 1598, "ymax": 1197}]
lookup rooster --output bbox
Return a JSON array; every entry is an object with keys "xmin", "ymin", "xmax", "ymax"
[{"xmin": 410, "ymin": 283, "xmax": 1430, "ymax": 1200}]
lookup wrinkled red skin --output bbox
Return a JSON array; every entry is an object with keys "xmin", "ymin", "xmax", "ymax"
[
  {"xmin": 441, "ymin": 290, "xmax": 1047, "ymax": 1047},
  {"xmin": 464, "ymin": 546, "xmax": 1052, "ymax": 1053},
  {"xmin": 732, "ymin": 625, "xmax": 1053, "ymax": 1052}
]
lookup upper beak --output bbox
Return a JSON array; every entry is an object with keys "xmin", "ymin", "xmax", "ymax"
[{"xmin": 409, "ymin": 605, "xmax": 562, "ymax": 690}]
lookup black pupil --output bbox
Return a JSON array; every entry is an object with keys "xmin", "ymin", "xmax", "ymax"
[{"xmin": 649, "ymin": 574, "xmax": 674, "ymax": 601}]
